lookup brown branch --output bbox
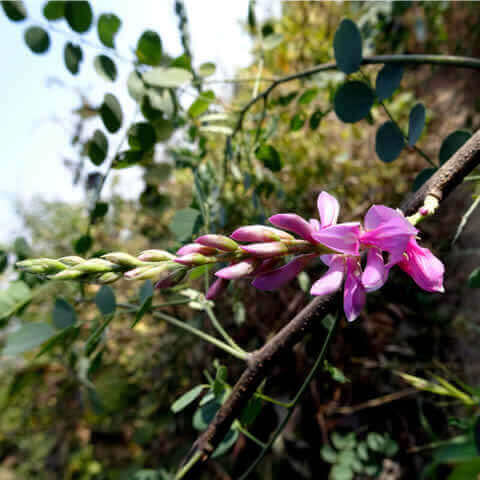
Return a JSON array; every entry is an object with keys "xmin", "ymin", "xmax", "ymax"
[{"xmin": 180, "ymin": 129, "xmax": 480, "ymax": 477}]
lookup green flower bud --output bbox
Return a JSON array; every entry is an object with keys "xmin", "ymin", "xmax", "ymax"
[
  {"xmin": 59, "ymin": 256, "xmax": 85, "ymax": 266},
  {"xmin": 102, "ymin": 252, "xmax": 145, "ymax": 267},
  {"xmin": 74, "ymin": 258, "xmax": 117, "ymax": 274},
  {"xmin": 50, "ymin": 269, "xmax": 84, "ymax": 280},
  {"xmin": 137, "ymin": 249, "xmax": 175, "ymax": 262},
  {"xmin": 98, "ymin": 272, "xmax": 123, "ymax": 284}
]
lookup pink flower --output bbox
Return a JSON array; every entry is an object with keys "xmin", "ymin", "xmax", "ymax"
[{"xmin": 397, "ymin": 237, "xmax": 444, "ymax": 293}]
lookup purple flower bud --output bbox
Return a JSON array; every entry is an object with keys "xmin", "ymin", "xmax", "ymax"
[
  {"xmin": 240, "ymin": 240, "xmax": 312, "ymax": 258},
  {"xmin": 206, "ymin": 277, "xmax": 229, "ymax": 300},
  {"xmin": 268, "ymin": 214, "xmax": 315, "ymax": 242},
  {"xmin": 137, "ymin": 250, "xmax": 175, "ymax": 262},
  {"xmin": 196, "ymin": 235, "xmax": 238, "ymax": 252},
  {"xmin": 231, "ymin": 225, "xmax": 294, "ymax": 242},
  {"xmin": 176, "ymin": 244, "xmax": 217, "ymax": 256},
  {"xmin": 155, "ymin": 267, "xmax": 187, "ymax": 289},
  {"xmin": 174, "ymin": 253, "xmax": 217, "ymax": 266},
  {"xmin": 215, "ymin": 258, "xmax": 259, "ymax": 279},
  {"xmin": 419, "ymin": 207, "xmax": 428, "ymax": 216}
]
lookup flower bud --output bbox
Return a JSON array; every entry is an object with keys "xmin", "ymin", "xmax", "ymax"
[
  {"xmin": 195, "ymin": 235, "xmax": 238, "ymax": 252},
  {"xmin": 98, "ymin": 272, "xmax": 123, "ymax": 284},
  {"xmin": 206, "ymin": 277, "xmax": 229, "ymax": 300},
  {"xmin": 176, "ymin": 244, "xmax": 217, "ymax": 256},
  {"xmin": 155, "ymin": 267, "xmax": 187, "ymax": 289},
  {"xmin": 231, "ymin": 225, "xmax": 294, "ymax": 243},
  {"xmin": 16, "ymin": 258, "xmax": 68, "ymax": 274},
  {"xmin": 174, "ymin": 253, "xmax": 217, "ymax": 266},
  {"xmin": 50, "ymin": 269, "xmax": 84, "ymax": 280},
  {"xmin": 215, "ymin": 258, "xmax": 259, "ymax": 279},
  {"xmin": 137, "ymin": 249, "xmax": 175, "ymax": 262},
  {"xmin": 125, "ymin": 262, "xmax": 182, "ymax": 281},
  {"xmin": 59, "ymin": 256, "xmax": 85, "ymax": 266},
  {"xmin": 102, "ymin": 252, "xmax": 144, "ymax": 267},
  {"xmin": 74, "ymin": 258, "xmax": 117, "ymax": 274},
  {"xmin": 240, "ymin": 240, "xmax": 312, "ymax": 259}
]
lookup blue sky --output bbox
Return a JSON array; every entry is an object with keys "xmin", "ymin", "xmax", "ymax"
[{"xmin": 0, "ymin": 0, "xmax": 280, "ymax": 244}]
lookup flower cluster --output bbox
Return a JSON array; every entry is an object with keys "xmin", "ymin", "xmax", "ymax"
[{"xmin": 16, "ymin": 192, "xmax": 444, "ymax": 322}]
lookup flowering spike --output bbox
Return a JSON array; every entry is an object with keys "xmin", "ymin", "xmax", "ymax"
[
  {"xmin": 231, "ymin": 225, "xmax": 294, "ymax": 242},
  {"xmin": 195, "ymin": 235, "xmax": 238, "ymax": 252},
  {"xmin": 137, "ymin": 249, "xmax": 175, "ymax": 262}
]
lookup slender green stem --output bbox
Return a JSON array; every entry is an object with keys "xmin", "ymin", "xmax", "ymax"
[
  {"xmin": 238, "ymin": 311, "xmax": 339, "ymax": 480},
  {"xmin": 464, "ymin": 175, "xmax": 480, "ymax": 181},
  {"xmin": 175, "ymin": 451, "xmax": 203, "ymax": 480},
  {"xmin": 452, "ymin": 195, "xmax": 480, "ymax": 244},
  {"xmin": 235, "ymin": 423, "xmax": 267, "ymax": 449},
  {"xmin": 253, "ymin": 392, "xmax": 292, "ymax": 409},
  {"xmin": 205, "ymin": 305, "xmax": 246, "ymax": 354}
]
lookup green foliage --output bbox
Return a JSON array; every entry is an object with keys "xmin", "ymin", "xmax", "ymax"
[
  {"xmin": 52, "ymin": 298, "xmax": 76, "ymax": 329},
  {"xmin": 136, "ymin": 30, "xmax": 162, "ymax": 66},
  {"xmin": 88, "ymin": 129, "xmax": 108, "ymax": 166},
  {"xmin": 128, "ymin": 122, "xmax": 156, "ymax": 151},
  {"xmin": 97, "ymin": 13, "xmax": 121, "ymax": 48},
  {"xmin": 24, "ymin": 26, "xmax": 50, "ymax": 54},
  {"xmin": 408, "ymin": 103, "xmax": 426, "ymax": 146},
  {"xmin": 3, "ymin": 322, "xmax": 56, "ymax": 356},
  {"xmin": 468, "ymin": 268, "xmax": 480, "ymax": 288},
  {"xmin": 1, "ymin": 0, "xmax": 26, "ymax": 22},
  {"xmin": 334, "ymin": 81, "xmax": 374, "ymax": 123},
  {"xmin": 93, "ymin": 54, "xmax": 117, "ymax": 82},
  {"xmin": 65, "ymin": 0, "xmax": 92, "ymax": 33},
  {"xmin": 74, "ymin": 234, "xmax": 93, "ymax": 254},
  {"xmin": 376, "ymin": 121, "xmax": 405, "ymax": 163},
  {"xmin": 0, "ymin": 281, "xmax": 31, "ymax": 321},
  {"xmin": 198, "ymin": 62, "xmax": 216, "ymax": 77},
  {"xmin": 255, "ymin": 144, "xmax": 282, "ymax": 172},
  {"xmin": 333, "ymin": 18, "xmax": 362, "ymax": 74},
  {"xmin": 171, "ymin": 385, "xmax": 205, "ymax": 413},
  {"xmin": 95, "ymin": 285, "xmax": 116, "ymax": 316},
  {"xmin": 100, "ymin": 93, "xmax": 123, "ymax": 133},
  {"xmin": 413, "ymin": 167, "xmax": 436, "ymax": 191},
  {"xmin": 188, "ymin": 90, "xmax": 215, "ymax": 118},
  {"xmin": 64, "ymin": 42, "xmax": 83, "ymax": 75},
  {"xmin": 143, "ymin": 67, "xmax": 193, "ymax": 88},
  {"xmin": 439, "ymin": 130, "xmax": 472, "ymax": 164},
  {"xmin": 169, "ymin": 208, "xmax": 201, "ymax": 242},
  {"xmin": 43, "ymin": 1, "xmax": 64, "ymax": 21},
  {"xmin": 375, "ymin": 63, "xmax": 404, "ymax": 101},
  {"xmin": 131, "ymin": 280, "xmax": 154, "ymax": 327}
]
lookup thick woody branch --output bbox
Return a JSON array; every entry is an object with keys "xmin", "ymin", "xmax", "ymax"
[{"xmin": 181, "ymin": 129, "xmax": 480, "ymax": 476}]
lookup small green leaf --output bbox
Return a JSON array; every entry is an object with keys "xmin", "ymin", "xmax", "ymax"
[
  {"xmin": 198, "ymin": 62, "xmax": 216, "ymax": 77},
  {"xmin": 24, "ymin": 26, "xmax": 50, "ymax": 54},
  {"xmin": 408, "ymin": 103, "xmax": 426, "ymax": 146},
  {"xmin": 324, "ymin": 360, "xmax": 350, "ymax": 384},
  {"xmin": 188, "ymin": 90, "xmax": 215, "ymax": 118},
  {"xmin": 375, "ymin": 121, "xmax": 405, "ymax": 163},
  {"xmin": 136, "ymin": 30, "xmax": 162, "ymax": 66},
  {"xmin": 4, "ymin": 322, "xmax": 56, "ymax": 356},
  {"xmin": 52, "ymin": 298, "xmax": 76, "ymax": 329},
  {"xmin": 43, "ymin": 1, "xmax": 64, "ymax": 20},
  {"xmin": 90, "ymin": 202, "xmax": 108, "ymax": 221},
  {"xmin": 290, "ymin": 113, "xmax": 305, "ymax": 131},
  {"xmin": 330, "ymin": 464, "xmax": 354, "ymax": 480},
  {"xmin": 193, "ymin": 399, "xmax": 221, "ymax": 430},
  {"xmin": 199, "ymin": 125, "xmax": 233, "ymax": 135},
  {"xmin": 212, "ymin": 428, "xmax": 238, "ymax": 458},
  {"xmin": 143, "ymin": 67, "xmax": 193, "ymax": 88},
  {"xmin": 111, "ymin": 150, "xmax": 144, "ymax": 169},
  {"xmin": 367, "ymin": 432, "xmax": 385, "ymax": 452},
  {"xmin": 0, "ymin": 281, "xmax": 31, "ymax": 320},
  {"xmin": 310, "ymin": 109, "xmax": 323, "ymax": 130},
  {"xmin": 100, "ymin": 93, "xmax": 123, "ymax": 133},
  {"xmin": 375, "ymin": 63, "xmax": 404, "ymax": 101},
  {"xmin": 65, "ymin": 0, "xmax": 92, "ymax": 33},
  {"xmin": 97, "ymin": 13, "xmax": 121, "ymax": 48},
  {"xmin": 298, "ymin": 88, "xmax": 319, "ymax": 105},
  {"xmin": 439, "ymin": 130, "xmax": 472, "ymax": 165},
  {"xmin": 127, "ymin": 70, "xmax": 146, "ymax": 102},
  {"xmin": 94, "ymin": 54, "xmax": 117, "ymax": 82},
  {"xmin": 35, "ymin": 325, "xmax": 79, "ymax": 358},
  {"xmin": 128, "ymin": 122, "xmax": 156, "ymax": 151},
  {"xmin": 171, "ymin": 385, "xmax": 205, "ymax": 413},
  {"xmin": 412, "ymin": 167, "xmax": 436, "ymax": 192},
  {"xmin": 334, "ymin": 81, "xmax": 374, "ymax": 123},
  {"xmin": 64, "ymin": 42, "xmax": 82, "ymax": 74},
  {"xmin": 170, "ymin": 208, "xmax": 201, "ymax": 242},
  {"xmin": 240, "ymin": 396, "xmax": 262, "ymax": 426},
  {"xmin": 468, "ymin": 268, "xmax": 480, "ymax": 288},
  {"xmin": 2, "ymin": 0, "xmax": 26, "ymax": 21},
  {"xmin": 255, "ymin": 144, "xmax": 282, "ymax": 172},
  {"xmin": 320, "ymin": 444, "xmax": 338, "ymax": 463},
  {"xmin": 333, "ymin": 18, "xmax": 362, "ymax": 74},
  {"xmin": 262, "ymin": 32, "xmax": 283, "ymax": 50},
  {"xmin": 74, "ymin": 234, "xmax": 92, "ymax": 254},
  {"xmin": 131, "ymin": 280, "xmax": 154, "ymax": 328},
  {"xmin": 95, "ymin": 285, "xmax": 116, "ymax": 316},
  {"xmin": 88, "ymin": 129, "xmax": 108, "ymax": 166}
]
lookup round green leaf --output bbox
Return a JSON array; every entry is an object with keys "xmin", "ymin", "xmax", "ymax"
[
  {"xmin": 90, "ymin": 202, "xmax": 108, "ymax": 221},
  {"xmin": 88, "ymin": 130, "xmax": 108, "ymax": 166},
  {"xmin": 95, "ymin": 285, "xmax": 116, "ymax": 316},
  {"xmin": 198, "ymin": 62, "xmax": 216, "ymax": 77},
  {"xmin": 171, "ymin": 385, "xmax": 205, "ymax": 413},
  {"xmin": 52, "ymin": 298, "xmax": 76, "ymax": 329},
  {"xmin": 65, "ymin": 0, "xmax": 92, "ymax": 33},
  {"xmin": 255, "ymin": 144, "xmax": 282, "ymax": 172},
  {"xmin": 136, "ymin": 30, "xmax": 162, "ymax": 66},
  {"xmin": 193, "ymin": 400, "xmax": 221, "ymax": 431},
  {"xmin": 64, "ymin": 42, "xmax": 82, "ymax": 74},
  {"xmin": 408, "ymin": 103, "xmax": 426, "ymax": 146},
  {"xmin": 469, "ymin": 268, "xmax": 480, "ymax": 288},
  {"xmin": 290, "ymin": 113, "xmax": 305, "ymax": 131},
  {"xmin": 2, "ymin": 0, "xmax": 26, "ymax": 21},
  {"xmin": 333, "ymin": 18, "xmax": 362, "ymax": 74},
  {"xmin": 143, "ymin": 67, "xmax": 193, "ymax": 88},
  {"xmin": 43, "ymin": 0, "xmax": 64, "ymax": 20},
  {"xmin": 439, "ymin": 130, "xmax": 472, "ymax": 165},
  {"xmin": 100, "ymin": 93, "xmax": 122, "ymax": 133},
  {"xmin": 111, "ymin": 150, "xmax": 144, "ymax": 169},
  {"xmin": 74, "ymin": 234, "xmax": 92, "ymax": 254},
  {"xmin": 127, "ymin": 122, "xmax": 156, "ymax": 151},
  {"xmin": 24, "ymin": 26, "xmax": 50, "ymax": 54},
  {"xmin": 188, "ymin": 90, "xmax": 215, "ymax": 118},
  {"xmin": 412, "ymin": 167, "xmax": 436, "ymax": 192},
  {"xmin": 310, "ymin": 109, "xmax": 323, "ymax": 130},
  {"xmin": 94, "ymin": 54, "xmax": 117, "ymax": 82},
  {"xmin": 127, "ymin": 70, "xmax": 146, "ymax": 102},
  {"xmin": 375, "ymin": 121, "xmax": 405, "ymax": 163},
  {"xmin": 375, "ymin": 63, "xmax": 404, "ymax": 101},
  {"xmin": 212, "ymin": 429, "xmax": 239, "ymax": 459},
  {"xmin": 3, "ymin": 322, "xmax": 56, "ymax": 356},
  {"xmin": 170, "ymin": 208, "xmax": 201, "ymax": 242},
  {"xmin": 97, "ymin": 13, "xmax": 120, "ymax": 48},
  {"xmin": 298, "ymin": 87, "xmax": 319, "ymax": 105},
  {"xmin": 334, "ymin": 81, "xmax": 374, "ymax": 123}
]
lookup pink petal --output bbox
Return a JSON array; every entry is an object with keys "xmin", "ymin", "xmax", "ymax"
[
  {"xmin": 309, "ymin": 218, "xmax": 321, "ymax": 232},
  {"xmin": 268, "ymin": 214, "xmax": 315, "ymax": 242},
  {"xmin": 206, "ymin": 277, "xmax": 229, "ymax": 300},
  {"xmin": 310, "ymin": 256, "xmax": 345, "ymax": 296},
  {"xmin": 343, "ymin": 259, "xmax": 366, "ymax": 322},
  {"xmin": 215, "ymin": 258, "xmax": 258, "ymax": 279},
  {"xmin": 398, "ymin": 238, "xmax": 445, "ymax": 293},
  {"xmin": 312, "ymin": 222, "xmax": 361, "ymax": 255},
  {"xmin": 252, "ymin": 254, "xmax": 316, "ymax": 291},
  {"xmin": 361, "ymin": 248, "xmax": 388, "ymax": 292},
  {"xmin": 231, "ymin": 225, "xmax": 293, "ymax": 242},
  {"xmin": 240, "ymin": 242, "xmax": 288, "ymax": 258},
  {"xmin": 317, "ymin": 191, "xmax": 340, "ymax": 228},
  {"xmin": 364, "ymin": 205, "xmax": 404, "ymax": 230}
]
